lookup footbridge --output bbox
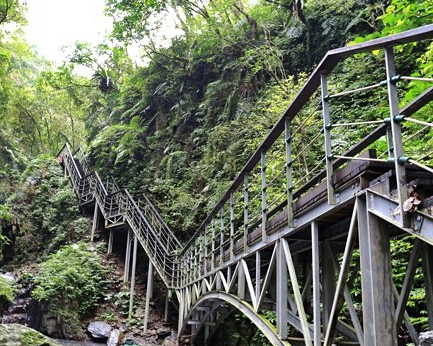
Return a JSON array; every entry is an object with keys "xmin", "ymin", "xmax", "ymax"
[{"xmin": 60, "ymin": 25, "xmax": 433, "ymax": 346}]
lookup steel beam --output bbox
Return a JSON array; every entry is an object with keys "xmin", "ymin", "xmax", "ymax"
[
  {"xmin": 422, "ymin": 242, "xmax": 433, "ymax": 330},
  {"xmin": 323, "ymin": 201, "xmax": 358, "ymax": 346},
  {"xmin": 107, "ymin": 229, "xmax": 114, "ymax": 254},
  {"xmin": 321, "ymin": 240, "xmax": 335, "ymax": 333},
  {"xmin": 395, "ymin": 238, "xmax": 422, "ymax": 330},
  {"xmin": 128, "ymin": 235, "xmax": 138, "ymax": 321},
  {"xmin": 181, "ymin": 292, "xmax": 288, "ymax": 346},
  {"xmin": 358, "ymin": 196, "xmax": 396, "ymax": 346},
  {"xmin": 143, "ymin": 260, "xmax": 154, "ymax": 333},
  {"xmin": 124, "ymin": 229, "xmax": 132, "ymax": 283},
  {"xmin": 276, "ymin": 240, "xmax": 288, "ymax": 340},
  {"xmin": 282, "ymin": 239, "xmax": 312, "ymax": 346},
  {"xmin": 311, "ymin": 221, "xmax": 321, "ymax": 346},
  {"xmin": 91, "ymin": 203, "xmax": 100, "ymax": 243}
]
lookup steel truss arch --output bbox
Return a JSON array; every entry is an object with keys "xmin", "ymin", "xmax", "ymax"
[{"xmin": 180, "ymin": 292, "xmax": 291, "ymax": 346}]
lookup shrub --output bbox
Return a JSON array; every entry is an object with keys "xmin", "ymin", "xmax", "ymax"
[
  {"xmin": 0, "ymin": 275, "xmax": 15, "ymax": 312},
  {"xmin": 32, "ymin": 243, "xmax": 108, "ymax": 317}
]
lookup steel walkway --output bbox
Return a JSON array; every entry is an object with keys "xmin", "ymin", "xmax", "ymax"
[{"xmin": 59, "ymin": 25, "xmax": 433, "ymax": 346}]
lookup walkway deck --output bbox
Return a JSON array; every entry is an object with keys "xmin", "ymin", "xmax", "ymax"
[{"xmin": 60, "ymin": 25, "xmax": 433, "ymax": 346}]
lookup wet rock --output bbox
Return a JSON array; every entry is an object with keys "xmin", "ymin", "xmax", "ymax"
[
  {"xmin": 0, "ymin": 323, "xmax": 60, "ymax": 346},
  {"xmin": 0, "ymin": 272, "xmax": 15, "ymax": 282},
  {"xmin": 26, "ymin": 176, "xmax": 40, "ymax": 186},
  {"xmin": 88, "ymin": 321, "xmax": 112, "ymax": 340},
  {"xmin": 420, "ymin": 330, "xmax": 433, "ymax": 346},
  {"xmin": 161, "ymin": 338, "xmax": 177, "ymax": 346},
  {"xmin": 157, "ymin": 328, "xmax": 171, "ymax": 339},
  {"xmin": 2, "ymin": 295, "xmax": 42, "ymax": 329},
  {"xmin": 107, "ymin": 329, "xmax": 123, "ymax": 346}
]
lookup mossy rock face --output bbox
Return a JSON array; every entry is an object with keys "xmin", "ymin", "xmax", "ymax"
[{"xmin": 0, "ymin": 323, "xmax": 61, "ymax": 346}]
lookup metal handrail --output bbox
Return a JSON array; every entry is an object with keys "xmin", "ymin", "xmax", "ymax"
[
  {"xmin": 60, "ymin": 25, "xmax": 433, "ymax": 290},
  {"xmin": 180, "ymin": 24, "xmax": 433, "ymax": 255}
]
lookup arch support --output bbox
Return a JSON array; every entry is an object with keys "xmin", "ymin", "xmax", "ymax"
[{"xmin": 179, "ymin": 291, "xmax": 291, "ymax": 346}]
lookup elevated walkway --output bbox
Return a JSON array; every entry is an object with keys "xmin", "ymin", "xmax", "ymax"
[{"xmin": 60, "ymin": 25, "xmax": 433, "ymax": 346}]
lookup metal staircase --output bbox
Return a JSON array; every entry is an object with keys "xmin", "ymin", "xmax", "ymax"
[{"xmin": 60, "ymin": 24, "xmax": 433, "ymax": 346}]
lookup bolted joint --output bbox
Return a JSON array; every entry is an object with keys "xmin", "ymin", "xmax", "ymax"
[
  {"xmin": 287, "ymin": 185, "xmax": 293, "ymax": 193},
  {"xmin": 325, "ymin": 123, "xmax": 333, "ymax": 130},
  {"xmin": 327, "ymin": 154, "xmax": 335, "ymax": 161},
  {"xmin": 323, "ymin": 95, "xmax": 330, "ymax": 102},
  {"xmin": 383, "ymin": 117, "xmax": 391, "ymax": 125},
  {"xmin": 390, "ymin": 75, "xmax": 401, "ymax": 84},
  {"xmin": 393, "ymin": 114, "xmax": 406, "ymax": 123},
  {"xmin": 262, "ymin": 187, "xmax": 267, "ymax": 192},
  {"xmin": 379, "ymin": 79, "xmax": 388, "ymax": 86},
  {"xmin": 286, "ymin": 136, "xmax": 292, "ymax": 144},
  {"xmin": 397, "ymin": 156, "xmax": 410, "ymax": 165},
  {"xmin": 286, "ymin": 161, "xmax": 293, "ymax": 168}
]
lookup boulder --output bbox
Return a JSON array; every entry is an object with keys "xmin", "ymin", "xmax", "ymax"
[
  {"xmin": 156, "ymin": 327, "xmax": 171, "ymax": 339},
  {"xmin": 107, "ymin": 329, "xmax": 123, "ymax": 346},
  {"xmin": 420, "ymin": 330, "xmax": 433, "ymax": 346},
  {"xmin": 0, "ymin": 272, "xmax": 15, "ymax": 282},
  {"xmin": 161, "ymin": 338, "xmax": 177, "ymax": 346},
  {"xmin": 88, "ymin": 321, "xmax": 112, "ymax": 340},
  {"xmin": 0, "ymin": 323, "xmax": 61, "ymax": 346}
]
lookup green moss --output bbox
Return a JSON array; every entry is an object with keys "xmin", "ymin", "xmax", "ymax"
[
  {"xmin": 0, "ymin": 324, "xmax": 60, "ymax": 346},
  {"xmin": 0, "ymin": 275, "xmax": 15, "ymax": 307}
]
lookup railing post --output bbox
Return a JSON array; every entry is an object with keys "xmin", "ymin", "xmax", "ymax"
[
  {"xmin": 220, "ymin": 208, "xmax": 224, "ymax": 267},
  {"xmin": 384, "ymin": 46, "xmax": 408, "ymax": 227},
  {"xmin": 230, "ymin": 192, "xmax": 235, "ymax": 259},
  {"xmin": 198, "ymin": 234, "xmax": 203, "ymax": 276},
  {"xmin": 243, "ymin": 173, "xmax": 249, "ymax": 251},
  {"xmin": 261, "ymin": 151, "xmax": 268, "ymax": 242},
  {"xmin": 320, "ymin": 73, "xmax": 336, "ymax": 205},
  {"xmin": 285, "ymin": 117, "xmax": 294, "ymax": 227},
  {"xmin": 211, "ymin": 219, "xmax": 215, "ymax": 271},
  {"xmin": 204, "ymin": 226, "xmax": 208, "ymax": 275},
  {"xmin": 194, "ymin": 238, "xmax": 199, "ymax": 279}
]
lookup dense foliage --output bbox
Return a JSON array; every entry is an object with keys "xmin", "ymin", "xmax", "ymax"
[
  {"xmin": 0, "ymin": 157, "xmax": 89, "ymax": 264},
  {"xmin": 0, "ymin": 0, "xmax": 432, "ymax": 344},
  {"xmin": 0, "ymin": 275, "xmax": 15, "ymax": 311},
  {"xmin": 32, "ymin": 243, "xmax": 108, "ymax": 327}
]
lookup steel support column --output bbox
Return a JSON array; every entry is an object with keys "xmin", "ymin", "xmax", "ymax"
[
  {"xmin": 107, "ymin": 229, "xmax": 114, "ymax": 254},
  {"xmin": 422, "ymin": 242, "xmax": 433, "ymax": 330},
  {"xmin": 276, "ymin": 240, "xmax": 288, "ymax": 340},
  {"xmin": 384, "ymin": 46, "xmax": 408, "ymax": 227},
  {"xmin": 311, "ymin": 221, "xmax": 321, "ymax": 346},
  {"xmin": 90, "ymin": 203, "xmax": 100, "ymax": 243},
  {"xmin": 143, "ymin": 260, "xmax": 154, "ymax": 333},
  {"xmin": 321, "ymin": 240, "xmax": 335, "ymax": 332},
  {"xmin": 124, "ymin": 229, "xmax": 132, "ymax": 283},
  {"xmin": 128, "ymin": 235, "xmax": 138, "ymax": 320},
  {"xmin": 358, "ymin": 196, "xmax": 396, "ymax": 346}
]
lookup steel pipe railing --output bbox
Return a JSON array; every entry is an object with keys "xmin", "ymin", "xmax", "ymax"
[{"xmin": 60, "ymin": 25, "xmax": 433, "ymax": 290}]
